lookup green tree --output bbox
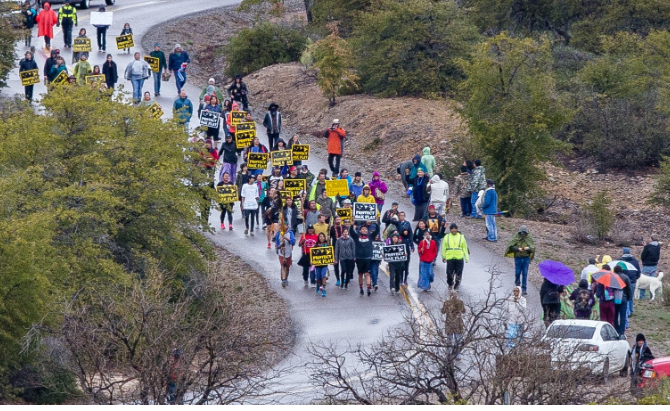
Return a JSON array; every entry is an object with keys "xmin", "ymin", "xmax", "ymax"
[
  {"xmin": 308, "ymin": 33, "xmax": 358, "ymax": 106},
  {"xmin": 649, "ymin": 156, "xmax": 670, "ymax": 209},
  {"xmin": 0, "ymin": 3, "xmax": 23, "ymax": 88},
  {"xmin": 458, "ymin": 33, "xmax": 571, "ymax": 212},
  {"xmin": 351, "ymin": 0, "xmax": 480, "ymax": 97},
  {"xmin": 223, "ymin": 23, "xmax": 308, "ymax": 77},
  {"xmin": 584, "ymin": 191, "xmax": 613, "ymax": 240}
]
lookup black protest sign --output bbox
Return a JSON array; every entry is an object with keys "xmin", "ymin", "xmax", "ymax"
[
  {"xmin": 146, "ymin": 102, "xmax": 164, "ymax": 119},
  {"xmin": 236, "ymin": 121, "xmax": 256, "ymax": 131},
  {"xmin": 235, "ymin": 130, "xmax": 255, "ymax": 149},
  {"xmin": 372, "ymin": 242, "xmax": 384, "ymax": 261},
  {"xmin": 73, "ymin": 37, "xmax": 92, "ymax": 52},
  {"xmin": 51, "ymin": 70, "xmax": 69, "ymax": 85},
  {"xmin": 271, "ymin": 150, "xmax": 293, "ymax": 166},
  {"xmin": 231, "ymin": 111, "xmax": 246, "ymax": 125},
  {"xmin": 353, "ymin": 202, "xmax": 377, "ymax": 222},
  {"xmin": 200, "ymin": 111, "xmax": 220, "ymax": 129},
  {"xmin": 20, "ymin": 69, "xmax": 40, "ymax": 86},
  {"xmin": 144, "ymin": 56, "xmax": 159, "ymax": 72},
  {"xmin": 115, "ymin": 34, "xmax": 134, "ymax": 49},
  {"xmin": 284, "ymin": 179, "xmax": 306, "ymax": 197},
  {"xmin": 247, "ymin": 153, "xmax": 268, "ymax": 170},
  {"xmin": 383, "ymin": 244, "xmax": 408, "ymax": 262},
  {"xmin": 310, "ymin": 246, "xmax": 335, "ymax": 266},
  {"xmin": 85, "ymin": 74, "xmax": 106, "ymax": 85},
  {"xmin": 336, "ymin": 208, "xmax": 352, "ymax": 221},
  {"xmin": 291, "ymin": 144, "xmax": 310, "ymax": 161},
  {"xmin": 216, "ymin": 185, "xmax": 238, "ymax": 203}
]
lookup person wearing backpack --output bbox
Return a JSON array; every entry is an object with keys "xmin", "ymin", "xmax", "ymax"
[
  {"xmin": 595, "ymin": 264, "xmax": 616, "ymax": 327},
  {"xmin": 569, "ymin": 279, "xmax": 595, "ymax": 319},
  {"xmin": 540, "ymin": 278, "xmax": 564, "ymax": 327}
]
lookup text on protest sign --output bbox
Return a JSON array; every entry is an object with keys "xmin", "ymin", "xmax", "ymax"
[
  {"xmin": 247, "ymin": 153, "xmax": 268, "ymax": 170},
  {"xmin": 291, "ymin": 144, "xmax": 310, "ymax": 161},
  {"xmin": 216, "ymin": 185, "xmax": 238, "ymax": 203},
  {"xmin": 199, "ymin": 111, "xmax": 220, "ymax": 129},
  {"xmin": 20, "ymin": 69, "xmax": 40, "ymax": 86},
  {"xmin": 383, "ymin": 244, "xmax": 408, "ymax": 262},
  {"xmin": 310, "ymin": 246, "xmax": 335, "ymax": 266},
  {"xmin": 51, "ymin": 70, "xmax": 69, "ymax": 85},
  {"xmin": 271, "ymin": 150, "xmax": 293, "ymax": 166},
  {"xmin": 73, "ymin": 37, "xmax": 92, "ymax": 52},
  {"xmin": 230, "ymin": 111, "xmax": 246, "ymax": 125},
  {"xmin": 144, "ymin": 56, "xmax": 160, "ymax": 72},
  {"xmin": 146, "ymin": 102, "xmax": 164, "ymax": 119},
  {"xmin": 372, "ymin": 242, "xmax": 384, "ymax": 261},
  {"xmin": 85, "ymin": 74, "xmax": 106, "ymax": 85},
  {"xmin": 325, "ymin": 179, "xmax": 349, "ymax": 197},
  {"xmin": 336, "ymin": 208, "xmax": 352, "ymax": 221},
  {"xmin": 353, "ymin": 202, "xmax": 377, "ymax": 222},
  {"xmin": 236, "ymin": 121, "xmax": 256, "ymax": 131},
  {"xmin": 235, "ymin": 130, "xmax": 255, "ymax": 149},
  {"xmin": 90, "ymin": 11, "xmax": 113, "ymax": 26},
  {"xmin": 284, "ymin": 179, "xmax": 306, "ymax": 197},
  {"xmin": 116, "ymin": 34, "xmax": 135, "ymax": 49}
]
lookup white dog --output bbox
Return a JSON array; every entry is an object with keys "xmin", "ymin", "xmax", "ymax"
[{"xmin": 634, "ymin": 272, "xmax": 664, "ymax": 300}]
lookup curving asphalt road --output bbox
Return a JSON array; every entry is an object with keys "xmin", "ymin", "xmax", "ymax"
[{"xmin": 4, "ymin": 0, "xmax": 541, "ymax": 404}]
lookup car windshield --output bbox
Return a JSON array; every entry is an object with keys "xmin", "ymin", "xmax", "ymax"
[{"xmin": 546, "ymin": 325, "xmax": 596, "ymax": 340}]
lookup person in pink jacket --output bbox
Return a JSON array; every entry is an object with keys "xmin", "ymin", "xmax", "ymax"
[{"xmin": 368, "ymin": 171, "xmax": 388, "ymax": 214}]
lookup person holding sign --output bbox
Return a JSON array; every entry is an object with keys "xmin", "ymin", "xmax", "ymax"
[
  {"xmin": 216, "ymin": 173, "xmax": 235, "ymax": 231},
  {"xmin": 139, "ymin": 91, "xmax": 155, "ymax": 107},
  {"xmin": 173, "ymin": 90, "xmax": 193, "ymax": 127},
  {"xmin": 387, "ymin": 233, "xmax": 408, "ymax": 296},
  {"xmin": 49, "ymin": 56, "xmax": 68, "ymax": 84},
  {"xmin": 203, "ymin": 95, "xmax": 223, "ymax": 142},
  {"xmin": 73, "ymin": 55, "xmax": 92, "ymax": 86},
  {"xmin": 321, "ymin": 119, "xmax": 347, "ymax": 177},
  {"xmin": 441, "ymin": 223, "xmax": 469, "ymax": 291},
  {"xmin": 298, "ymin": 225, "xmax": 319, "ymax": 287},
  {"xmin": 287, "ymin": 135, "xmax": 303, "ymax": 166},
  {"xmin": 263, "ymin": 103, "xmax": 282, "ymax": 150},
  {"xmin": 243, "ymin": 137, "xmax": 269, "ymax": 176},
  {"xmin": 92, "ymin": 6, "xmax": 110, "ymax": 52},
  {"xmin": 312, "ymin": 234, "xmax": 331, "ymax": 297},
  {"xmin": 350, "ymin": 223, "xmax": 380, "ymax": 297},
  {"xmin": 316, "ymin": 189, "xmax": 335, "ymax": 223},
  {"xmin": 149, "ymin": 43, "xmax": 168, "ymax": 96},
  {"xmin": 71, "ymin": 28, "xmax": 90, "ymax": 64},
  {"xmin": 119, "ymin": 23, "xmax": 133, "ymax": 53},
  {"xmin": 19, "ymin": 51, "xmax": 38, "ymax": 101}
]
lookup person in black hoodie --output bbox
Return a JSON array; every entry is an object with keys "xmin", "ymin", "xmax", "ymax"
[
  {"xmin": 350, "ymin": 223, "xmax": 380, "ymax": 297},
  {"xmin": 629, "ymin": 333, "xmax": 654, "ymax": 387},
  {"xmin": 102, "ymin": 54, "xmax": 118, "ymax": 90},
  {"xmin": 263, "ymin": 102, "xmax": 281, "ymax": 150},
  {"xmin": 540, "ymin": 278, "xmax": 564, "ymax": 328},
  {"xmin": 19, "ymin": 51, "xmax": 38, "ymax": 101},
  {"xmin": 228, "ymin": 74, "xmax": 249, "ymax": 111},
  {"xmin": 640, "ymin": 234, "xmax": 661, "ymax": 299},
  {"xmin": 44, "ymin": 49, "xmax": 59, "ymax": 83},
  {"xmin": 218, "ymin": 134, "xmax": 239, "ymax": 183}
]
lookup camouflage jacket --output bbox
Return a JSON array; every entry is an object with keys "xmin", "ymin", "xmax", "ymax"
[{"xmin": 468, "ymin": 166, "xmax": 486, "ymax": 192}]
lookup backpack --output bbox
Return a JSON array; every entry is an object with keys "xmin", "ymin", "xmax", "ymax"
[
  {"xmin": 603, "ymin": 286, "xmax": 615, "ymax": 302},
  {"xmin": 613, "ymin": 289, "xmax": 623, "ymax": 305},
  {"xmin": 574, "ymin": 288, "xmax": 592, "ymax": 311}
]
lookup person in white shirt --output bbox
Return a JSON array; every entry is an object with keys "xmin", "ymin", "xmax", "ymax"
[
  {"xmin": 580, "ymin": 257, "xmax": 600, "ymax": 284},
  {"xmin": 504, "ymin": 286, "xmax": 527, "ymax": 347},
  {"xmin": 241, "ymin": 175, "xmax": 260, "ymax": 235},
  {"xmin": 427, "ymin": 174, "xmax": 449, "ymax": 217}
]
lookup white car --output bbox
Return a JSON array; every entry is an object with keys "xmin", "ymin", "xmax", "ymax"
[{"xmin": 543, "ymin": 319, "xmax": 630, "ymax": 378}]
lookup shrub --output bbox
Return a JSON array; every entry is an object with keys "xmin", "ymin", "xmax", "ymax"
[
  {"xmin": 223, "ymin": 23, "xmax": 308, "ymax": 77},
  {"xmin": 583, "ymin": 191, "xmax": 614, "ymax": 240},
  {"xmin": 649, "ymin": 156, "xmax": 670, "ymax": 209},
  {"xmin": 308, "ymin": 33, "xmax": 358, "ymax": 106}
]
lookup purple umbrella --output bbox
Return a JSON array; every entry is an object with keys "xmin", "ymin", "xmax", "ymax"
[{"xmin": 538, "ymin": 260, "xmax": 575, "ymax": 286}]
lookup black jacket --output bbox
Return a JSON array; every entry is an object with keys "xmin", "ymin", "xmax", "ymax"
[
  {"xmin": 350, "ymin": 225, "xmax": 380, "ymax": 260},
  {"xmin": 218, "ymin": 140, "xmax": 238, "ymax": 164},
  {"xmin": 102, "ymin": 61, "xmax": 118, "ymax": 86},
  {"xmin": 44, "ymin": 56, "xmax": 58, "ymax": 81},
  {"xmin": 19, "ymin": 58, "xmax": 38, "ymax": 73},
  {"xmin": 619, "ymin": 273, "xmax": 632, "ymax": 302},
  {"xmin": 228, "ymin": 81, "xmax": 248, "ymax": 101},
  {"xmin": 540, "ymin": 279, "xmax": 564, "ymax": 305},
  {"xmin": 641, "ymin": 242, "xmax": 661, "ymax": 266},
  {"xmin": 620, "ymin": 254, "xmax": 641, "ymax": 282}
]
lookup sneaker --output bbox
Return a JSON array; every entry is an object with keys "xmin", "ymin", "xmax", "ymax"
[
  {"xmin": 267, "ymin": 242, "xmax": 271, "ymax": 249},
  {"xmin": 522, "ymin": 291, "xmax": 528, "ymax": 296},
  {"xmin": 336, "ymin": 280, "xmax": 340, "ymax": 287},
  {"xmin": 221, "ymin": 223, "xmax": 225, "ymax": 229},
  {"xmin": 322, "ymin": 289, "xmax": 326, "ymax": 297},
  {"xmin": 304, "ymin": 280, "xmax": 308, "ymax": 287},
  {"xmin": 310, "ymin": 283, "xmax": 316, "ymax": 288},
  {"xmin": 448, "ymin": 286, "xmax": 453, "ymax": 291},
  {"xmin": 317, "ymin": 286, "xmax": 321, "ymax": 295},
  {"xmin": 250, "ymin": 231, "xmax": 254, "ymax": 236},
  {"xmin": 454, "ymin": 284, "xmax": 460, "ymax": 291},
  {"xmin": 244, "ymin": 229, "xmax": 249, "ymax": 235},
  {"xmin": 359, "ymin": 289, "xmax": 364, "ymax": 296},
  {"xmin": 282, "ymin": 280, "xmax": 287, "ymax": 288},
  {"xmin": 154, "ymin": 92, "xmax": 158, "ymax": 97},
  {"xmin": 344, "ymin": 283, "xmax": 348, "ymax": 290},
  {"xmin": 391, "ymin": 288, "xmax": 396, "ymax": 295},
  {"xmin": 374, "ymin": 284, "xmax": 378, "ymax": 292},
  {"xmin": 403, "ymin": 280, "xmax": 408, "ymax": 286},
  {"xmin": 229, "ymin": 224, "xmax": 233, "ymax": 231},
  {"xmin": 367, "ymin": 289, "xmax": 372, "ymax": 297}
]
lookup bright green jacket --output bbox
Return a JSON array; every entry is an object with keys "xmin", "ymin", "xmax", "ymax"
[{"xmin": 441, "ymin": 232, "xmax": 469, "ymax": 262}]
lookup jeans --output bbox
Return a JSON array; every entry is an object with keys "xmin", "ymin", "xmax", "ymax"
[
  {"xmin": 96, "ymin": 27, "xmax": 107, "ymax": 50},
  {"xmin": 24, "ymin": 85, "xmax": 34, "ymax": 101},
  {"xmin": 340, "ymin": 259, "xmax": 355, "ymax": 285},
  {"xmin": 506, "ymin": 323, "xmax": 523, "ymax": 348},
  {"xmin": 243, "ymin": 209, "xmax": 256, "ymax": 230},
  {"xmin": 470, "ymin": 192, "xmax": 480, "ymax": 218},
  {"xmin": 153, "ymin": 71, "xmax": 162, "ymax": 94},
  {"xmin": 627, "ymin": 281, "xmax": 636, "ymax": 317},
  {"xmin": 614, "ymin": 302, "xmax": 628, "ymax": 335},
  {"xmin": 174, "ymin": 69, "xmax": 185, "ymax": 92},
  {"xmin": 514, "ymin": 256, "xmax": 530, "ymax": 292},
  {"xmin": 485, "ymin": 214, "xmax": 497, "ymax": 241},
  {"xmin": 460, "ymin": 196, "xmax": 471, "ymax": 216},
  {"xmin": 328, "ymin": 153, "xmax": 341, "ymax": 175},
  {"xmin": 131, "ymin": 77, "xmax": 144, "ymax": 103},
  {"xmin": 639, "ymin": 266, "xmax": 657, "ymax": 299},
  {"xmin": 370, "ymin": 260, "xmax": 380, "ymax": 287}
]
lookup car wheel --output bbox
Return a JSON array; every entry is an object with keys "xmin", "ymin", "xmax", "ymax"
[
  {"xmin": 619, "ymin": 355, "xmax": 630, "ymax": 377},
  {"xmin": 105, "ymin": 0, "xmax": 115, "ymax": 5},
  {"xmin": 80, "ymin": 0, "xmax": 90, "ymax": 9},
  {"xmin": 602, "ymin": 358, "xmax": 610, "ymax": 384}
]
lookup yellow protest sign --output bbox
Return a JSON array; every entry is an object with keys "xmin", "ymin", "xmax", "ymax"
[
  {"xmin": 216, "ymin": 185, "xmax": 238, "ymax": 203},
  {"xmin": 50, "ymin": 70, "xmax": 69, "ymax": 85},
  {"xmin": 144, "ymin": 56, "xmax": 160, "ymax": 72},
  {"xmin": 247, "ymin": 153, "xmax": 268, "ymax": 170},
  {"xmin": 85, "ymin": 74, "xmax": 106, "ymax": 85},
  {"xmin": 20, "ymin": 69, "xmax": 40, "ymax": 86},
  {"xmin": 236, "ymin": 122, "xmax": 256, "ymax": 132},
  {"xmin": 146, "ymin": 102, "xmax": 164, "ymax": 119},
  {"xmin": 231, "ymin": 111, "xmax": 246, "ymax": 125},
  {"xmin": 325, "ymin": 179, "xmax": 349, "ymax": 197},
  {"xmin": 115, "ymin": 34, "xmax": 135, "ymax": 49},
  {"xmin": 284, "ymin": 179, "xmax": 306, "ymax": 197},
  {"xmin": 271, "ymin": 150, "xmax": 293, "ymax": 167},
  {"xmin": 310, "ymin": 246, "xmax": 335, "ymax": 266},
  {"xmin": 291, "ymin": 144, "xmax": 310, "ymax": 161},
  {"xmin": 73, "ymin": 37, "xmax": 92, "ymax": 52},
  {"xmin": 235, "ymin": 130, "xmax": 255, "ymax": 149},
  {"xmin": 336, "ymin": 208, "xmax": 352, "ymax": 221}
]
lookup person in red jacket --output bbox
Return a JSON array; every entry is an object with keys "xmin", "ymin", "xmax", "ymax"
[
  {"xmin": 417, "ymin": 231, "xmax": 437, "ymax": 291},
  {"xmin": 36, "ymin": 2, "xmax": 58, "ymax": 49},
  {"xmin": 321, "ymin": 119, "xmax": 347, "ymax": 178}
]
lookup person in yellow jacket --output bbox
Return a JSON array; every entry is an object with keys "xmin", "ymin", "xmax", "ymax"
[
  {"xmin": 356, "ymin": 185, "xmax": 380, "ymax": 219},
  {"xmin": 441, "ymin": 222, "xmax": 469, "ymax": 291},
  {"xmin": 58, "ymin": 2, "xmax": 78, "ymax": 49}
]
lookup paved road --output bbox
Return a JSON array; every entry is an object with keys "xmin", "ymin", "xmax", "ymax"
[{"xmin": 3, "ymin": 0, "xmax": 542, "ymax": 404}]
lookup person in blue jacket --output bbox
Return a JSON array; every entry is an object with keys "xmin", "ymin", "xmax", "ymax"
[
  {"xmin": 168, "ymin": 43, "xmax": 191, "ymax": 93},
  {"xmin": 481, "ymin": 179, "xmax": 498, "ymax": 242}
]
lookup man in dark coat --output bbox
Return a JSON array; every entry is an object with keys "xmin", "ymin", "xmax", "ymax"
[
  {"xmin": 19, "ymin": 51, "xmax": 38, "ymax": 101},
  {"xmin": 263, "ymin": 103, "xmax": 281, "ymax": 150}
]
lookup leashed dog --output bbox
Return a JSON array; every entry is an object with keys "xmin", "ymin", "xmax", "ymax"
[{"xmin": 634, "ymin": 271, "xmax": 664, "ymax": 300}]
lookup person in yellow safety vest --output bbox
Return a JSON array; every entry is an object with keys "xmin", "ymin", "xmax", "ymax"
[
  {"xmin": 58, "ymin": 2, "xmax": 78, "ymax": 49},
  {"xmin": 441, "ymin": 222, "xmax": 469, "ymax": 291}
]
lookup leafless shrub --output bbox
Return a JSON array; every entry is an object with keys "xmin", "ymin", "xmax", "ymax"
[
  {"xmin": 609, "ymin": 219, "xmax": 633, "ymax": 247},
  {"xmin": 571, "ymin": 213, "xmax": 596, "ymax": 244}
]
